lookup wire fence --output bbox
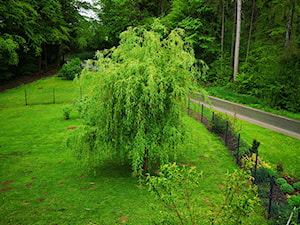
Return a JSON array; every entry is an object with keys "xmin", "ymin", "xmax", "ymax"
[
  {"xmin": 0, "ymin": 87, "xmax": 86, "ymax": 108},
  {"xmin": 187, "ymin": 97, "xmax": 300, "ymax": 224}
]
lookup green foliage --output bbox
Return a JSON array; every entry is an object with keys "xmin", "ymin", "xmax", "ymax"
[
  {"xmin": 280, "ymin": 183, "xmax": 294, "ymax": 194},
  {"xmin": 163, "ymin": 0, "xmax": 216, "ymax": 61},
  {"xmin": 254, "ymin": 167, "xmax": 272, "ymax": 185},
  {"xmin": 288, "ymin": 195, "xmax": 300, "ymax": 208},
  {"xmin": 276, "ymin": 162, "xmax": 284, "ymax": 173},
  {"xmin": 58, "ymin": 58, "xmax": 82, "ymax": 80},
  {"xmin": 69, "ymin": 22, "xmax": 196, "ymax": 174},
  {"xmin": 276, "ymin": 178, "xmax": 287, "ymax": 186},
  {"xmin": 146, "ymin": 163, "xmax": 202, "ymax": 224},
  {"xmin": 211, "ymin": 169, "xmax": 259, "ymax": 224},
  {"xmin": 269, "ymin": 202, "xmax": 293, "ymax": 225},
  {"xmin": 63, "ymin": 106, "xmax": 72, "ymax": 120},
  {"xmin": 293, "ymin": 182, "xmax": 300, "ymax": 191},
  {"xmin": 147, "ymin": 164, "xmax": 259, "ymax": 225}
]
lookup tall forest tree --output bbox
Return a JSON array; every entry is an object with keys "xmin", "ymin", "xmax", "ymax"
[
  {"xmin": 233, "ymin": 0, "xmax": 241, "ymax": 80},
  {"xmin": 0, "ymin": 0, "xmax": 93, "ymax": 81}
]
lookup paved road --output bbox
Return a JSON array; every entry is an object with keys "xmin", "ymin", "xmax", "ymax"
[{"xmin": 191, "ymin": 94, "xmax": 300, "ymax": 140}]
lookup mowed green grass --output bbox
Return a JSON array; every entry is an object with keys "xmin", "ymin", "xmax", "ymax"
[
  {"xmin": 238, "ymin": 121, "xmax": 300, "ymax": 179},
  {"xmin": 0, "ymin": 77, "xmax": 267, "ymax": 224},
  {"xmin": 191, "ymin": 102, "xmax": 300, "ymax": 180},
  {"xmin": 205, "ymin": 86, "xmax": 300, "ymax": 120},
  {"xmin": 0, "ymin": 76, "xmax": 83, "ymax": 107}
]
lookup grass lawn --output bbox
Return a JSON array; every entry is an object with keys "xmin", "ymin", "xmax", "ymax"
[
  {"xmin": 204, "ymin": 86, "xmax": 300, "ymax": 120},
  {"xmin": 0, "ymin": 77, "xmax": 84, "ymax": 107},
  {"xmin": 238, "ymin": 120, "xmax": 300, "ymax": 180},
  {"xmin": 0, "ymin": 81, "xmax": 267, "ymax": 224},
  {"xmin": 190, "ymin": 102, "xmax": 300, "ymax": 180}
]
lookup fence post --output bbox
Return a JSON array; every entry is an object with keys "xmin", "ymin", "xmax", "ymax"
[
  {"xmin": 236, "ymin": 133, "xmax": 240, "ymax": 165},
  {"xmin": 201, "ymin": 104, "xmax": 204, "ymax": 123},
  {"xmin": 187, "ymin": 94, "xmax": 191, "ymax": 114},
  {"xmin": 225, "ymin": 121, "xmax": 229, "ymax": 147},
  {"xmin": 212, "ymin": 112, "xmax": 215, "ymax": 132},
  {"xmin": 24, "ymin": 90, "xmax": 28, "ymax": 106},
  {"xmin": 53, "ymin": 88, "xmax": 55, "ymax": 104},
  {"xmin": 80, "ymin": 87, "xmax": 83, "ymax": 99},
  {"xmin": 268, "ymin": 175, "xmax": 274, "ymax": 219},
  {"xmin": 253, "ymin": 150, "xmax": 259, "ymax": 184}
]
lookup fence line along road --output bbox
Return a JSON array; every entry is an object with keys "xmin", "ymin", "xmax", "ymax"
[{"xmin": 191, "ymin": 94, "xmax": 300, "ymax": 140}]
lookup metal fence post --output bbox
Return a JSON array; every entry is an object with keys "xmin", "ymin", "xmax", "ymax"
[
  {"xmin": 268, "ymin": 175, "xmax": 274, "ymax": 219},
  {"xmin": 201, "ymin": 104, "xmax": 204, "ymax": 123},
  {"xmin": 212, "ymin": 112, "xmax": 215, "ymax": 132},
  {"xmin": 24, "ymin": 90, "xmax": 28, "ymax": 106},
  {"xmin": 225, "ymin": 121, "xmax": 229, "ymax": 147},
  {"xmin": 253, "ymin": 150, "xmax": 259, "ymax": 184},
  {"xmin": 53, "ymin": 88, "xmax": 55, "ymax": 104},
  {"xmin": 236, "ymin": 133, "xmax": 240, "ymax": 165}
]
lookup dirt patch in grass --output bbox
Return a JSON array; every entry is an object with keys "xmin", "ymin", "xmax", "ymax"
[{"xmin": 2, "ymin": 180, "xmax": 14, "ymax": 186}]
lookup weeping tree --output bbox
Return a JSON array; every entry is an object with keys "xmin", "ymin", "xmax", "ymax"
[{"xmin": 68, "ymin": 22, "xmax": 200, "ymax": 175}]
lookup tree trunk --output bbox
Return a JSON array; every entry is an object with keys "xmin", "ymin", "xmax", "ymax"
[
  {"xmin": 161, "ymin": 0, "xmax": 164, "ymax": 16},
  {"xmin": 246, "ymin": 0, "xmax": 255, "ymax": 63},
  {"xmin": 56, "ymin": 44, "xmax": 61, "ymax": 67},
  {"xmin": 44, "ymin": 45, "xmax": 48, "ymax": 72},
  {"xmin": 230, "ymin": 0, "xmax": 237, "ymax": 67},
  {"xmin": 221, "ymin": 0, "xmax": 225, "ymax": 67},
  {"xmin": 233, "ymin": 0, "xmax": 241, "ymax": 81},
  {"xmin": 285, "ymin": 0, "xmax": 295, "ymax": 47},
  {"xmin": 38, "ymin": 53, "xmax": 42, "ymax": 74}
]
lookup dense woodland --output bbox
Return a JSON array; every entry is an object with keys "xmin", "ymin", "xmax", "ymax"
[{"xmin": 1, "ymin": 0, "xmax": 299, "ymax": 112}]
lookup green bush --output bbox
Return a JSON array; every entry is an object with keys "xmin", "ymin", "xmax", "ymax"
[
  {"xmin": 211, "ymin": 114, "xmax": 227, "ymax": 135},
  {"xmin": 288, "ymin": 195, "xmax": 300, "ymax": 208},
  {"xmin": 280, "ymin": 183, "xmax": 294, "ymax": 194},
  {"xmin": 276, "ymin": 178, "xmax": 287, "ymax": 186},
  {"xmin": 63, "ymin": 107, "xmax": 72, "ymax": 120},
  {"xmin": 293, "ymin": 182, "xmax": 300, "ymax": 191},
  {"xmin": 58, "ymin": 58, "xmax": 82, "ymax": 80},
  {"xmin": 254, "ymin": 167, "xmax": 271, "ymax": 184}
]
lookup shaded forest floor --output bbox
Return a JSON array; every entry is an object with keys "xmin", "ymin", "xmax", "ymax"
[{"xmin": 0, "ymin": 69, "xmax": 58, "ymax": 93}]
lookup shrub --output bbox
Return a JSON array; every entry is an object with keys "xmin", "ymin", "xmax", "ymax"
[
  {"xmin": 280, "ymin": 183, "xmax": 294, "ymax": 194},
  {"xmin": 288, "ymin": 195, "xmax": 300, "ymax": 208},
  {"xmin": 276, "ymin": 162, "xmax": 284, "ymax": 173},
  {"xmin": 63, "ymin": 107, "xmax": 72, "ymax": 120},
  {"xmin": 269, "ymin": 202, "xmax": 292, "ymax": 225},
  {"xmin": 293, "ymin": 182, "xmax": 300, "ymax": 191},
  {"xmin": 211, "ymin": 114, "xmax": 227, "ymax": 135},
  {"xmin": 276, "ymin": 178, "xmax": 287, "ymax": 186},
  {"xmin": 254, "ymin": 167, "xmax": 271, "ymax": 184},
  {"xmin": 58, "ymin": 58, "xmax": 82, "ymax": 80}
]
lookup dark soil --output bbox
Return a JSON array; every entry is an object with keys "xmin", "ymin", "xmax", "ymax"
[{"xmin": 0, "ymin": 70, "xmax": 58, "ymax": 93}]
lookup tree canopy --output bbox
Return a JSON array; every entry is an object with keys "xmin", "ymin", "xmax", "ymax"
[
  {"xmin": 69, "ymin": 22, "xmax": 198, "ymax": 174},
  {"xmin": 0, "ymin": 0, "xmax": 94, "ymax": 81}
]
